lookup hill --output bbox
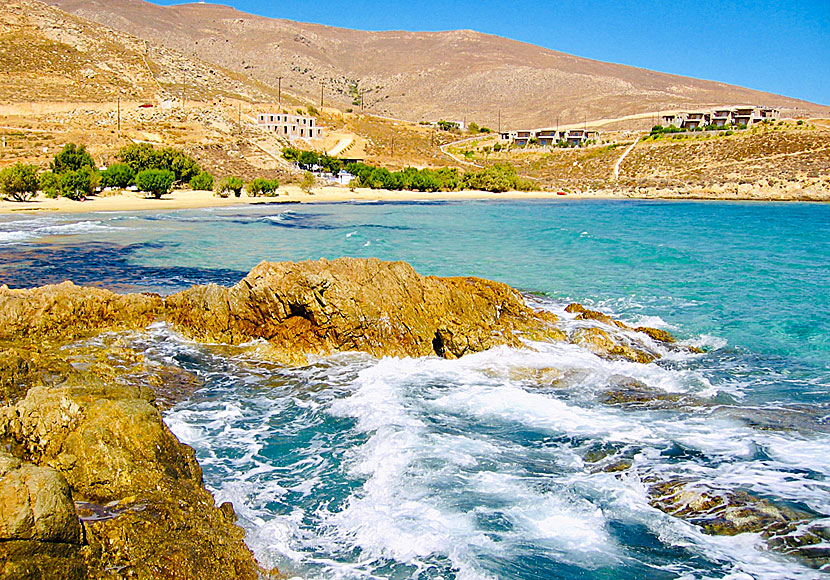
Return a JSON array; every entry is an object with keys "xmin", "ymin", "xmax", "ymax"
[{"xmin": 48, "ymin": 0, "xmax": 829, "ymax": 129}]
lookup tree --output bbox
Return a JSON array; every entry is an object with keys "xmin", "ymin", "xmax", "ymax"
[
  {"xmin": 189, "ymin": 171, "xmax": 214, "ymax": 191},
  {"xmin": 136, "ymin": 169, "xmax": 175, "ymax": 199},
  {"xmin": 118, "ymin": 143, "xmax": 201, "ymax": 183},
  {"xmin": 215, "ymin": 176, "xmax": 244, "ymax": 198},
  {"xmin": 468, "ymin": 122, "xmax": 479, "ymax": 134},
  {"xmin": 300, "ymin": 172, "xmax": 316, "ymax": 194},
  {"xmin": 118, "ymin": 143, "xmax": 157, "ymax": 173},
  {"xmin": 50, "ymin": 143, "xmax": 95, "ymax": 174},
  {"xmin": 39, "ymin": 171, "xmax": 60, "ymax": 198},
  {"xmin": 247, "ymin": 177, "xmax": 279, "ymax": 196},
  {"xmin": 0, "ymin": 163, "xmax": 39, "ymax": 201},
  {"xmin": 59, "ymin": 167, "xmax": 97, "ymax": 200},
  {"xmin": 100, "ymin": 163, "xmax": 135, "ymax": 189}
]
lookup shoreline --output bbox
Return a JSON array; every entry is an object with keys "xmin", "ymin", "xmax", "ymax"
[{"xmin": 1, "ymin": 185, "xmax": 827, "ymax": 215}]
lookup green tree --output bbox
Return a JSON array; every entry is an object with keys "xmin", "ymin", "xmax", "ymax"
[
  {"xmin": 136, "ymin": 169, "xmax": 175, "ymax": 199},
  {"xmin": 51, "ymin": 143, "xmax": 95, "ymax": 174},
  {"xmin": 215, "ymin": 176, "xmax": 244, "ymax": 198},
  {"xmin": 300, "ymin": 172, "xmax": 316, "ymax": 194},
  {"xmin": 297, "ymin": 150, "xmax": 319, "ymax": 170},
  {"xmin": 468, "ymin": 122, "xmax": 479, "ymax": 134},
  {"xmin": 39, "ymin": 171, "xmax": 60, "ymax": 198},
  {"xmin": 118, "ymin": 143, "xmax": 158, "ymax": 173},
  {"xmin": 0, "ymin": 163, "xmax": 40, "ymax": 201},
  {"xmin": 247, "ymin": 177, "xmax": 279, "ymax": 196},
  {"xmin": 189, "ymin": 171, "xmax": 214, "ymax": 191},
  {"xmin": 59, "ymin": 166, "xmax": 97, "ymax": 200},
  {"xmin": 99, "ymin": 163, "xmax": 135, "ymax": 189}
]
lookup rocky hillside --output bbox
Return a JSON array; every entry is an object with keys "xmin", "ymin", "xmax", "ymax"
[
  {"xmin": 49, "ymin": 0, "xmax": 829, "ymax": 129},
  {"xmin": 0, "ymin": 0, "xmax": 279, "ymax": 104}
]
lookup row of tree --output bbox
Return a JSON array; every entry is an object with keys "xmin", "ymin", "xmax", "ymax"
[
  {"xmin": 345, "ymin": 162, "xmax": 535, "ymax": 193},
  {"xmin": 0, "ymin": 143, "xmax": 216, "ymax": 201},
  {"xmin": 281, "ymin": 147, "xmax": 343, "ymax": 174}
]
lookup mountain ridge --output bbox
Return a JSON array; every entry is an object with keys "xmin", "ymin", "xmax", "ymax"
[{"xmin": 47, "ymin": 0, "xmax": 829, "ymax": 128}]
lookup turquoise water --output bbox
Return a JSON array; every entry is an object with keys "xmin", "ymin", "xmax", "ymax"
[{"xmin": 1, "ymin": 200, "xmax": 829, "ymax": 578}]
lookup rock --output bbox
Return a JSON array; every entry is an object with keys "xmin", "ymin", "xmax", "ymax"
[
  {"xmin": 570, "ymin": 327, "xmax": 656, "ymax": 363},
  {"xmin": 166, "ymin": 257, "xmax": 564, "ymax": 363},
  {"xmin": 0, "ymin": 351, "xmax": 264, "ymax": 579},
  {"xmin": 0, "ymin": 451, "xmax": 86, "ymax": 580},
  {"xmin": 0, "ymin": 281, "xmax": 163, "ymax": 343},
  {"xmin": 648, "ymin": 478, "xmax": 829, "ymax": 569},
  {"xmin": 566, "ymin": 302, "xmax": 680, "ymax": 345},
  {"xmin": 0, "ymin": 343, "xmax": 81, "ymax": 405}
]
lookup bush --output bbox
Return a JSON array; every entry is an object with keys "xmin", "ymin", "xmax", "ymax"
[
  {"xmin": 189, "ymin": 171, "xmax": 214, "ymax": 191},
  {"xmin": 0, "ymin": 163, "xmax": 40, "ymax": 201},
  {"xmin": 59, "ymin": 167, "xmax": 98, "ymax": 200},
  {"xmin": 99, "ymin": 163, "xmax": 135, "ymax": 189},
  {"xmin": 247, "ymin": 177, "xmax": 279, "ymax": 196},
  {"xmin": 461, "ymin": 164, "xmax": 533, "ymax": 193},
  {"xmin": 136, "ymin": 169, "xmax": 175, "ymax": 199},
  {"xmin": 39, "ymin": 171, "xmax": 60, "ymax": 198},
  {"xmin": 118, "ymin": 144, "xmax": 201, "ymax": 183},
  {"xmin": 50, "ymin": 143, "xmax": 95, "ymax": 174},
  {"xmin": 300, "ymin": 172, "xmax": 316, "ymax": 194},
  {"xmin": 215, "ymin": 176, "xmax": 244, "ymax": 198}
]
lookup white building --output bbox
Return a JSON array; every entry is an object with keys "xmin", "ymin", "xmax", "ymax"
[{"xmin": 257, "ymin": 113, "xmax": 324, "ymax": 140}]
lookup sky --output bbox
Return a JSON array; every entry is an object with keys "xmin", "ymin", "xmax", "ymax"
[{"xmin": 148, "ymin": 0, "xmax": 829, "ymax": 105}]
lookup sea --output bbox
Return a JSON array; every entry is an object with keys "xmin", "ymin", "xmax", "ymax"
[{"xmin": 1, "ymin": 199, "xmax": 828, "ymax": 580}]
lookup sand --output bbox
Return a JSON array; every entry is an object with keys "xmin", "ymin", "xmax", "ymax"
[{"xmin": 0, "ymin": 186, "xmax": 625, "ymax": 215}]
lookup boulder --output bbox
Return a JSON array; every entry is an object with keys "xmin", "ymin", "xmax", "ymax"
[
  {"xmin": 166, "ymin": 257, "xmax": 564, "ymax": 363},
  {"xmin": 570, "ymin": 327, "xmax": 656, "ymax": 363},
  {"xmin": 0, "ymin": 451, "xmax": 87, "ymax": 580}
]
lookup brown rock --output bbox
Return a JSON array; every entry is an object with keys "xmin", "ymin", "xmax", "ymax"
[
  {"xmin": 0, "ymin": 451, "xmax": 87, "ymax": 580},
  {"xmin": 0, "ymin": 281, "xmax": 163, "ymax": 343},
  {"xmin": 569, "ymin": 327, "xmax": 656, "ymax": 363},
  {"xmin": 166, "ymin": 257, "xmax": 563, "ymax": 363},
  {"xmin": 635, "ymin": 326, "xmax": 676, "ymax": 343}
]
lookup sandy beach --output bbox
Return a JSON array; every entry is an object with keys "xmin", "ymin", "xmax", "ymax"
[
  {"xmin": 2, "ymin": 184, "xmax": 826, "ymax": 215},
  {"xmin": 0, "ymin": 186, "xmax": 628, "ymax": 214}
]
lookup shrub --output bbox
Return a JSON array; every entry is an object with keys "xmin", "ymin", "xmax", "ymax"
[
  {"xmin": 39, "ymin": 171, "xmax": 60, "ymax": 198},
  {"xmin": 59, "ymin": 166, "xmax": 97, "ymax": 200},
  {"xmin": 215, "ymin": 176, "xmax": 244, "ymax": 198},
  {"xmin": 136, "ymin": 169, "xmax": 175, "ymax": 199},
  {"xmin": 300, "ymin": 172, "xmax": 316, "ymax": 194},
  {"xmin": 247, "ymin": 177, "xmax": 279, "ymax": 196},
  {"xmin": 118, "ymin": 144, "xmax": 201, "ymax": 183},
  {"xmin": 461, "ymin": 164, "xmax": 533, "ymax": 193},
  {"xmin": 0, "ymin": 163, "xmax": 40, "ymax": 201},
  {"xmin": 189, "ymin": 171, "xmax": 214, "ymax": 191},
  {"xmin": 99, "ymin": 163, "xmax": 135, "ymax": 189},
  {"xmin": 50, "ymin": 143, "xmax": 95, "ymax": 174}
]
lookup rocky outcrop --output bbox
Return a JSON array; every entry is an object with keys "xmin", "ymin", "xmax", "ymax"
[
  {"xmin": 166, "ymin": 257, "xmax": 565, "ymax": 364},
  {"xmin": 0, "ymin": 281, "xmax": 163, "ymax": 343},
  {"xmin": 0, "ymin": 347, "xmax": 264, "ymax": 579}
]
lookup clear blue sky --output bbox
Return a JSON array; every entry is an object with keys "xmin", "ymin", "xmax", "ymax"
[{"xmin": 150, "ymin": 0, "xmax": 829, "ymax": 105}]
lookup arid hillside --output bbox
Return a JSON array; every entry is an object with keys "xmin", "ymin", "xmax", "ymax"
[{"xmin": 49, "ymin": 0, "xmax": 829, "ymax": 129}]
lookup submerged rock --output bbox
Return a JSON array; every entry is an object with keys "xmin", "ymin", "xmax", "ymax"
[
  {"xmin": 648, "ymin": 478, "xmax": 830, "ymax": 569},
  {"xmin": 166, "ymin": 257, "xmax": 565, "ymax": 363}
]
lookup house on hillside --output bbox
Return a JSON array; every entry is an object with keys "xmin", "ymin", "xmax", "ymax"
[
  {"xmin": 501, "ymin": 128, "xmax": 599, "ymax": 147},
  {"xmin": 256, "ymin": 112, "xmax": 324, "ymax": 140},
  {"xmin": 661, "ymin": 106, "xmax": 779, "ymax": 130}
]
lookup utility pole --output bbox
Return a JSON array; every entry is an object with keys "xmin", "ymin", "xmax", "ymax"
[
  {"xmin": 498, "ymin": 109, "xmax": 501, "ymax": 134},
  {"xmin": 276, "ymin": 76, "xmax": 283, "ymax": 105},
  {"xmin": 320, "ymin": 82, "xmax": 324, "ymax": 108},
  {"xmin": 117, "ymin": 97, "xmax": 121, "ymax": 137},
  {"xmin": 238, "ymin": 102, "xmax": 241, "ymax": 133}
]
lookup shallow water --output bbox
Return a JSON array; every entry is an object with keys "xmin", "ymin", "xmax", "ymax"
[{"xmin": 2, "ymin": 199, "xmax": 829, "ymax": 578}]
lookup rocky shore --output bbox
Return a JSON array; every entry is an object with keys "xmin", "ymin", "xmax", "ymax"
[{"xmin": 5, "ymin": 257, "xmax": 823, "ymax": 576}]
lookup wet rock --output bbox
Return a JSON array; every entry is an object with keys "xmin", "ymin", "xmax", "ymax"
[
  {"xmin": 166, "ymin": 257, "xmax": 565, "ymax": 363},
  {"xmin": 0, "ymin": 281, "xmax": 163, "ymax": 343},
  {"xmin": 648, "ymin": 478, "xmax": 829, "ymax": 569},
  {"xmin": 0, "ymin": 343, "xmax": 81, "ymax": 405},
  {"xmin": 566, "ymin": 302, "xmax": 680, "ymax": 345},
  {"xmin": 570, "ymin": 327, "xmax": 656, "ymax": 363},
  {"xmin": 599, "ymin": 377, "xmax": 703, "ymax": 409}
]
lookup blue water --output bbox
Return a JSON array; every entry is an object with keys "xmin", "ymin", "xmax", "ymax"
[{"xmin": 1, "ymin": 200, "xmax": 829, "ymax": 579}]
